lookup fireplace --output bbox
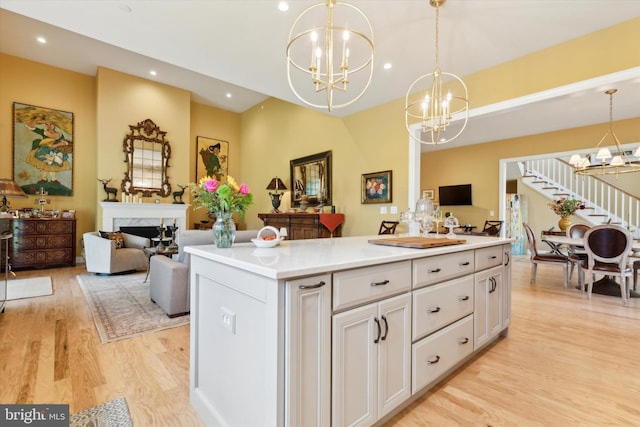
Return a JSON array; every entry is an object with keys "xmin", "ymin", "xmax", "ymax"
[
  {"xmin": 119, "ymin": 226, "xmax": 167, "ymax": 239},
  {"xmin": 100, "ymin": 202, "xmax": 189, "ymax": 234}
]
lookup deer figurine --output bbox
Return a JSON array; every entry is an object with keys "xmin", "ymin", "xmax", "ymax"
[
  {"xmin": 173, "ymin": 184, "xmax": 187, "ymax": 204},
  {"xmin": 98, "ymin": 178, "xmax": 118, "ymax": 202}
]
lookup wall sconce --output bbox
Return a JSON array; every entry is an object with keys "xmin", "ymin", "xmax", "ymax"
[
  {"xmin": 266, "ymin": 177, "xmax": 287, "ymax": 213},
  {"xmin": 0, "ymin": 178, "xmax": 27, "ymax": 215}
]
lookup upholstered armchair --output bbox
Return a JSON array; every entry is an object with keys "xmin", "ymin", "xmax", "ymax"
[
  {"xmin": 83, "ymin": 231, "xmax": 150, "ymax": 274},
  {"xmin": 149, "ymin": 229, "xmax": 258, "ymax": 317}
]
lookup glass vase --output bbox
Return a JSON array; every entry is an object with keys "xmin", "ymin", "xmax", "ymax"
[{"xmin": 212, "ymin": 211, "xmax": 236, "ymax": 248}]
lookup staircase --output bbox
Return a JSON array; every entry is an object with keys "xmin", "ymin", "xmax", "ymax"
[{"xmin": 520, "ymin": 158, "xmax": 639, "ymax": 239}]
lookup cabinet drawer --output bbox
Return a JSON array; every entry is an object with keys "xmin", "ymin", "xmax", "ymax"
[
  {"xmin": 412, "ymin": 314, "xmax": 474, "ymax": 394},
  {"xmin": 475, "ymin": 246, "xmax": 503, "ymax": 272},
  {"xmin": 412, "ymin": 275, "xmax": 474, "ymax": 341},
  {"xmin": 412, "ymin": 251, "xmax": 474, "ymax": 288},
  {"xmin": 333, "ymin": 261, "xmax": 411, "ymax": 312}
]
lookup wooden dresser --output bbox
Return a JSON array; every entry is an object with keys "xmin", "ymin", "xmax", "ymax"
[
  {"xmin": 11, "ymin": 218, "xmax": 77, "ymax": 270},
  {"xmin": 258, "ymin": 212, "xmax": 344, "ymax": 240}
]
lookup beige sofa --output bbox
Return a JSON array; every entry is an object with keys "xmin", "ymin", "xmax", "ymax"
[
  {"xmin": 149, "ymin": 229, "xmax": 258, "ymax": 317},
  {"xmin": 83, "ymin": 231, "xmax": 150, "ymax": 274}
]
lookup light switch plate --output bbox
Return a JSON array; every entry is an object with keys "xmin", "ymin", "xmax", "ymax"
[
  {"xmin": 390, "ymin": 206, "xmax": 398, "ymax": 214},
  {"xmin": 380, "ymin": 206, "xmax": 387, "ymax": 214}
]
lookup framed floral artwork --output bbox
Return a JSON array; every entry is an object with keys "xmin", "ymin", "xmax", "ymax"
[
  {"xmin": 196, "ymin": 136, "xmax": 229, "ymax": 183},
  {"xmin": 13, "ymin": 102, "xmax": 74, "ymax": 196},
  {"xmin": 361, "ymin": 170, "xmax": 392, "ymax": 204}
]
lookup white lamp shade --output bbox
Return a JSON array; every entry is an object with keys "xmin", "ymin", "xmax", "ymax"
[
  {"xmin": 610, "ymin": 155, "xmax": 624, "ymax": 166},
  {"xmin": 596, "ymin": 148, "xmax": 612, "ymax": 160},
  {"xmin": 635, "ymin": 146, "xmax": 640, "ymax": 157},
  {"xmin": 568, "ymin": 154, "xmax": 582, "ymax": 165}
]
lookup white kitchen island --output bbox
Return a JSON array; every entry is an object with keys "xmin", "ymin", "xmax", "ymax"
[{"xmin": 186, "ymin": 234, "xmax": 513, "ymax": 427}]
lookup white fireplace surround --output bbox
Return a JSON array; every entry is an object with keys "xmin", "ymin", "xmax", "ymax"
[{"xmin": 100, "ymin": 202, "xmax": 190, "ymax": 233}]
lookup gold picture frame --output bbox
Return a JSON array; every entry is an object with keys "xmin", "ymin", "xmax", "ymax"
[
  {"xmin": 196, "ymin": 136, "xmax": 229, "ymax": 183},
  {"xmin": 361, "ymin": 170, "xmax": 392, "ymax": 204}
]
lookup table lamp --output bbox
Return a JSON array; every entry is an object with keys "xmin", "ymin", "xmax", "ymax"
[
  {"xmin": 266, "ymin": 177, "xmax": 287, "ymax": 213},
  {"xmin": 0, "ymin": 178, "xmax": 27, "ymax": 215}
]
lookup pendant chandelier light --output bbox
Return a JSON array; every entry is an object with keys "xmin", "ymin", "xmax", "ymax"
[
  {"xmin": 405, "ymin": 0, "xmax": 468, "ymax": 145},
  {"xmin": 286, "ymin": 0, "xmax": 374, "ymax": 112},
  {"xmin": 569, "ymin": 89, "xmax": 640, "ymax": 177}
]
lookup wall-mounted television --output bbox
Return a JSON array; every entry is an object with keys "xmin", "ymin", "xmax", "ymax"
[{"xmin": 438, "ymin": 184, "xmax": 472, "ymax": 206}]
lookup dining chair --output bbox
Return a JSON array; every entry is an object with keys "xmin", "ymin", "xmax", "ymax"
[
  {"xmin": 378, "ymin": 221, "xmax": 399, "ymax": 235},
  {"xmin": 523, "ymin": 223, "xmax": 568, "ymax": 288},
  {"xmin": 482, "ymin": 220, "xmax": 503, "ymax": 236},
  {"xmin": 566, "ymin": 223, "xmax": 590, "ymax": 287},
  {"xmin": 581, "ymin": 224, "xmax": 633, "ymax": 303}
]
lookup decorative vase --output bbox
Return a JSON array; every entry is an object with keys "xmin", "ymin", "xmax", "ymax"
[
  {"xmin": 212, "ymin": 211, "xmax": 236, "ymax": 248},
  {"xmin": 558, "ymin": 216, "xmax": 571, "ymax": 232}
]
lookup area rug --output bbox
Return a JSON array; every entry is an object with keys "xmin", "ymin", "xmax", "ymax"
[
  {"xmin": 70, "ymin": 397, "xmax": 132, "ymax": 427},
  {"xmin": 6, "ymin": 276, "xmax": 53, "ymax": 300},
  {"xmin": 77, "ymin": 273, "xmax": 189, "ymax": 343}
]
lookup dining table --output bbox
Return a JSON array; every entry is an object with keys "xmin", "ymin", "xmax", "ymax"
[{"xmin": 540, "ymin": 233, "xmax": 640, "ymax": 294}]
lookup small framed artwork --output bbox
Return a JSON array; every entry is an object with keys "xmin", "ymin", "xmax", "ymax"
[
  {"xmin": 13, "ymin": 102, "xmax": 74, "ymax": 196},
  {"xmin": 361, "ymin": 170, "xmax": 392, "ymax": 204},
  {"xmin": 62, "ymin": 210, "xmax": 75, "ymax": 219},
  {"xmin": 424, "ymin": 189, "xmax": 435, "ymax": 200},
  {"xmin": 196, "ymin": 136, "xmax": 229, "ymax": 183}
]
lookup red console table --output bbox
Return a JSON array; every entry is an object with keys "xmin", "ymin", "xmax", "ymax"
[{"xmin": 258, "ymin": 212, "xmax": 344, "ymax": 240}]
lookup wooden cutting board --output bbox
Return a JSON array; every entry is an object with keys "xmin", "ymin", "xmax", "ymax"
[{"xmin": 368, "ymin": 236, "xmax": 466, "ymax": 249}]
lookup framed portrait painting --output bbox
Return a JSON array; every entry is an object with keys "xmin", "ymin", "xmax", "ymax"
[
  {"xmin": 361, "ymin": 170, "xmax": 392, "ymax": 204},
  {"xmin": 196, "ymin": 136, "xmax": 229, "ymax": 183},
  {"xmin": 13, "ymin": 102, "xmax": 74, "ymax": 196}
]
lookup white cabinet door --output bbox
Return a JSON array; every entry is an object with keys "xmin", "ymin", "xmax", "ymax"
[
  {"xmin": 474, "ymin": 265, "xmax": 503, "ymax": 349},
  {"xmin": 285, "ymin": 274, "xmax": 331, "ymax": 427},
  {"xmin": 332, "ymin": 303, "xmax": 378, "ymax": 427},
  {"xmin": 332, "ymin": 293, "xmax": 411, "ymax": 427},
  {"xmin": 377, "ymin": 293, "xmax": 411, "ymax": 418}
]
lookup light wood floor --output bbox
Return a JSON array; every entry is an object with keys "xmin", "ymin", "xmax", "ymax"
[{"xmin": 1, "ymin": 258, "xmax": 639, "ymax": 426}]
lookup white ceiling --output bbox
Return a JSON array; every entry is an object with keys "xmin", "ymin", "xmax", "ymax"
[{"xmin": 1, "ymin": 0, "xmax": 639, "ymax": 152}]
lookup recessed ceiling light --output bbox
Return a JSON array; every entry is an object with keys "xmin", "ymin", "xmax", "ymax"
[
  {"xmin": 226, "ymin": 93, "xmax": 232, "ymax": 99},
  {"xmin": 383, "ymin": 63, "xmax": 392, "ymax": 70},
  {"xmin": 149, "ymin": 70, "xmax": 157, "ymax": 76},
  {"xmin": 278, "ymin": 2, "xmax": 289, "ymax": 12},
  {"xmin": 36, "ymin": 36, "xmax": 47, "ymax": 44}
]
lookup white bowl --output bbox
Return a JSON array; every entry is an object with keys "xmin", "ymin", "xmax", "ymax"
[
  {"xmin": 251, "ymin": 226, "xmax": 282, "ymax": 248},
  {"xmin": 251, "ymin": 237, "xmax": 283, "ymax": 248}
]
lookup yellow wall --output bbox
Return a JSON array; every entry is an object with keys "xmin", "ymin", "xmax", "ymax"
[
  {"xmin": 0, "ymin": 54, "xmax": 96, "ymax": 252},
  {"xmin": 2, "ymin": 17, "xmax": 639, "ymax": 250}
]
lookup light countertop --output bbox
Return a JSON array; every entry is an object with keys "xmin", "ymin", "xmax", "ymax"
[{"xmin": 185, "ymin": 234, "xmax": 514, "ymax": 280}]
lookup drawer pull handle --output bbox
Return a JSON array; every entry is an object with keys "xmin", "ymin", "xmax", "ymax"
[
  {"xmin": 370, "ymin": 279, "xmax": 390, "ymax": 287},
  {"xmin": 461, "ymin": 261, "xmax": 470, "ymax": 266},
  {"xmin": 427, "ymin": 307, "xmax": 441, "ymax": 314},
  {"xmin": 458, "ymin": 295, "xmax": 470, "ymax": 301},
  {"xmin": 374, "ymin": 317, "xmax": 382, "ymax": 344},
  {"xmin": 504, "ymin": 251, "xmax": 510, "ymax": 266},
  {"xmin": 489, "ymin": 277, "xmax": 497, "ymax": 293},
  {"xmin": 428, "ymin": 268, "xmax": 441, "ymax": 273},
  {"xmin": 299, "ymin": 281, "xmax": 326, "ymax": 290},
  {"xmin": 427, "ymin": 355, "xmax": 440, "ymax": 365},
  {"xmin": 381, "ymin": 315, "xmax": 389, "ymax": 341},
  {"xmin": 489, "ymin": 255, "xmax": 497, "ymax": 259},
  {"xmin": 458, "ymin": 337, "xmax": 469, "ymax": 345}
]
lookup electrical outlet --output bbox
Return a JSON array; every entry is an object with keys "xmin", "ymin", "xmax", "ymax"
[
  {"xmin": 390, "ymin": 206, "xmax": 398, "ymax": 214},
  {"xmin": 489, "ymin": 210, "xmax": 495, "ymax": 217},
  {"xmin": 380, "ymin": 206, "xmax": 387, "ymax": 214},
  {"xmin": 221, "ymin": 307, "xmax": 236, "ymax": 334}
]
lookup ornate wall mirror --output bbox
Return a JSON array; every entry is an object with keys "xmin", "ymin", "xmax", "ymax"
[
  {"xmin": 121, "ymin": 118, "xmax": 171, "ymax": 197},
  {"xmin": 290, "ymin": 150, "xmax": 332, "ymax": 208}
]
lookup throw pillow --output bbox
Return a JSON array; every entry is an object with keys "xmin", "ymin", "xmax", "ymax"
[{"xmin": 99, "ymin": 231, "xmax": 125, "ymax": 249}]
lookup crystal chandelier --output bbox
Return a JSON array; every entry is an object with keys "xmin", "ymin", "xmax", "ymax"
[
  {"xmin": 405, "ymin": 0, "xmax": 468, "ymax": 145},
  {"xmin": 286, "ymin": 0, "xmax": 374, "ymax": 112},
  {"xmin": 569, "ymin": 89, "xmax": 640, "ymax": 177}
]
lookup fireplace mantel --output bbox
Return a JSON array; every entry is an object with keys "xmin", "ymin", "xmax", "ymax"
[{"xmin": 100, "ymin": 202, "xmax": 190, "ymax": 232}]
